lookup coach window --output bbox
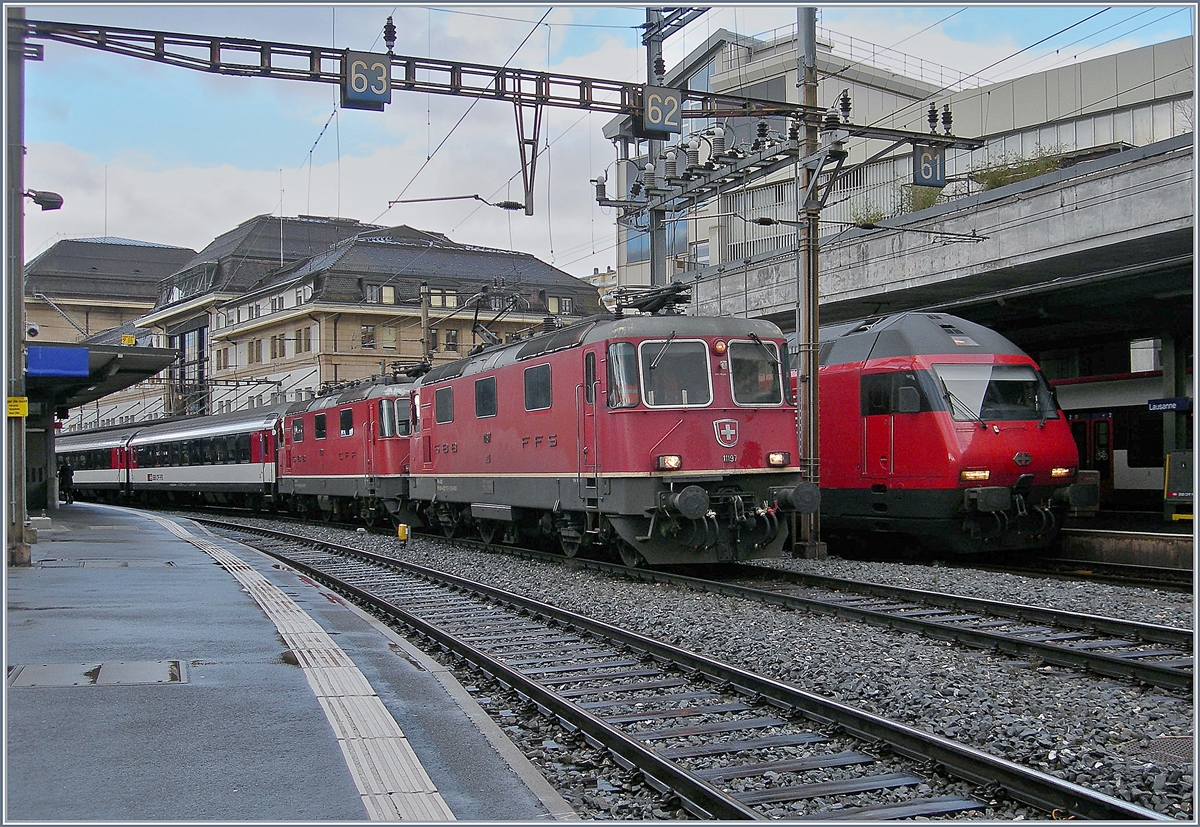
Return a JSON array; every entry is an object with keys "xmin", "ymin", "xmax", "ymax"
[
  {"xmin": 340, "ymin": 409, "xmax": 354, "ymax": 437},
  {"xmin": 606, "ymin": 342, "xmax": 639, "ymax": 408},
  {"xmin": 435, "ymin": 386, "xmax": 454, "ymax": 423},
  {"xmin": 475, "ymin": 376, "xmax": 497, "ymax": 418},
  {"xmin": 215, "ymin": 438, "xmax": 228, "ymax": 464},
  {"xmin": 314, "ymin": 413, "xmax": 327, "ymax": 440},
  {"xmin": 640, "ymin": 340, "xmax": 711, "ymax": 407},
  {"xmin": 524, "ymin": 364, "xmax": 551, "ymax": 411},
  {"xmin": 729, "ymin": 341, "xmax": 783, "ymax": 405},
  {"xmin": 169, "ymin": 442, "xmax": 181, "ymax": 466},
  {"xmin": 292, "ymin": 418, "xmax": 304, "ymax": 442}
]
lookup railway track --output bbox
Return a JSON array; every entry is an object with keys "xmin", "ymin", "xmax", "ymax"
[
  {"xmin": 203, "ymin": 518, "xmax": 1167, "ymax": 821},
  {"xmin": 639, "ymin": 563, "xmax": 1195, "ymax": 692},
  {"xmin": 179, "ymin": 507, "xmax": 1192, "ymax": 690}
]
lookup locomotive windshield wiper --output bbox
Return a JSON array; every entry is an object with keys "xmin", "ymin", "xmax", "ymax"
[
  {"xmin": 939, "ymin": 378, "xmax": 988, "ymax": 429},
  {"xmin": 649, "ymin": 331, "xmax": 677, "ymax": 370},
  {"xmin": 748, "ymin": 332, "xmax": 780, "ymax": 366}
]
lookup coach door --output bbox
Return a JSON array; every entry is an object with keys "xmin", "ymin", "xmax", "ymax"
[{"xmin": 1070, "ymin": 415, "xmax": 1114, "ymax": 502}]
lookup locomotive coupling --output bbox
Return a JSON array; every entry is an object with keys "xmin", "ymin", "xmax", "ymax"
[
  {"xmin": 772, "ymin": 482, "xmax": 820, "ymax": 514},
  {"xmin": 963, "ymin": 486, "xmax": 1011, "ymax": 513},
  {"xmin": 663, "ymin": 485, "xmax": 711, "ymax": 521}
]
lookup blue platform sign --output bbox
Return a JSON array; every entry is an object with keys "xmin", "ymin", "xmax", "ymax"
[
  {"xmin": 1148, "ymin": 397, "xmax": 1190, "ymax": 412},
  {"xmin": 27, "ymin": 346, "xmax": 89, "ymax": 378}
]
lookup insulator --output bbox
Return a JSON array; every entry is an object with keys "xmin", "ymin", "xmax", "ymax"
[
  {"xmin": 643, "ymin": 161, "xmax": 656, "ymax": 189},
  {"xmin": 710, "ymin": 127, "xmax": 725, "ymax": 156},
  {"xmin": 788, "ymin": 119, "xmax": 800, "ymax": 141},
  {"xmin": 383, "ymin": 16, "xmax": 397, "ymax": 53},
  {"xmin": 630, "ymin": 181, "xmax": 643, "ymax": 198},
  {"xmin": 686, "ymin": 138, "xmax": 700, "ymax": 169},
  {"xmin": 823, "ymin": 110, "xmax": 840, "ymax": 130},
  {"xmin": 839, "ymin": 88, "xmax": 852, "ymax": 121},
  {"xmin": 592, "ymin": 171, "xmax": 606, "ymax": 201},
  {"xmin": 928, "ymin": 102, "xmax": 939, "ymax": 133},
  {"xmin": 942, "ymin": 104, "xmax": 953, "ymax": 135},
  {"xmin": 757, "ymin": 119, "xmax": 769, "ymax": 138},
  {"xmin": 663, "ymin": 150, "xmax": 678, "ymax": 178},
  {"xmin": 653, "ymin": 55, "xmax": 666, "ymax": 81}
]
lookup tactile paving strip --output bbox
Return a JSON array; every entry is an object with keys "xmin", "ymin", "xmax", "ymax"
[{"xmin": 143, "ymin": 512, "xmax": 456, "ymax": 821}]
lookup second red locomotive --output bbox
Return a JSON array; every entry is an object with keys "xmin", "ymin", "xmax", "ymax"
[{"xmin": 817, "ymin": 312, "xmax": 1098, "ymax": 554}]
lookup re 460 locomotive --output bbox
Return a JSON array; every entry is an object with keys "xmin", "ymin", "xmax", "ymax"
[{"xmin": 817, "ymin": 312, "xmax": 1098, "ymax": 554}]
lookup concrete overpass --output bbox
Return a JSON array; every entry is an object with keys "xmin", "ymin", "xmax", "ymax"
[{"xmin": 693, "ymin": 133, "xmax": 1193, "ymax": 355}]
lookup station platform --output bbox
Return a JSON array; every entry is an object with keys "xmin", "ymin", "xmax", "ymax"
[{"xmin": 6, "ymin": 502, "xmax": 575, "ymax": 822}]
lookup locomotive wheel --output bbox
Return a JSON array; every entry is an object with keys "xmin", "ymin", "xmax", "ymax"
[{"xmin": 361, "ymin": 500, "xmax": 379, "ymax": 528}]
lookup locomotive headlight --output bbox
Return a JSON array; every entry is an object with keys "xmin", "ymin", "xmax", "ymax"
[
  {"xmin": 959, "ymin": 468, "xmax": 991, "ymax": 482},
  {"xmin": 712, "ymin": 340, "xmax": 727, "ymax": 355},
  {"xmin": 657, "ymin": 454, "xmax": 683, "ymax": 471},
  {"xmin": 768, "ymin": 451, "xmax": 790, "ymax": 467},
  {"xmin": 1050, "ymin": 466, "xmax": 1076, "ymax": 478}
]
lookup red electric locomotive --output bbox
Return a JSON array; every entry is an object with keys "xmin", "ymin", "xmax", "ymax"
[
  {"xmin": 818, "ymin": 312, "xmax": 1097, "ymax": 554},
  {"xmin": 409, "ymin": 292, "xmax": 819, "ymax": 566},
  {"xmin": 278, "ymin": 378, "xmax": 416, "ymax": 526}
]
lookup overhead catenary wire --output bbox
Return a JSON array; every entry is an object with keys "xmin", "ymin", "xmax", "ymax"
[{"xmin": 375, "ymin": 7, "xmax": 553, "ymax": 224}]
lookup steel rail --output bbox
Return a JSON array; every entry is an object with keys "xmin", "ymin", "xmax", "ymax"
[
  {"xmin": 204, "ymin": 518, "xmax": 1170, "ymax": 821},
  {"xmin": 614, "ymin": 563, "xmax": 1193, "ymax": 691}
]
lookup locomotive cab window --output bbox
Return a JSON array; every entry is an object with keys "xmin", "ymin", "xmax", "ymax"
[
  {"xmin": 860, "ymin": 371, "xmax": 937, "ymax": 416},
  {"xmin": 340, "ymin": 409, "xmax": 354, "ymax": 437},
  {"xmin": 933, "ymin": 363, "xmax": 1057, "ymax": 422},
  {"xmin": 639, "ymin": 339, "xmax": 712, "ymax": 407},
  {"xmin": 524, "ymin": 364, "xmax": 552, "ymax": 411},
  {"xmin": 607, "ymin": 342, "xmax": 639, "ymax": 408},
  {"xmin": 435, "ymin": 386, "xmax": 454, "ymax": 423},
  {"xmin": 292, "ymin": 418, "xmax": 304, "ymax": 442},
  {"xmin": 475, "ymin": 376, "xmax": 497, "ymax": 418},
  {"xmin": 729, "ymin": 341, "xmax": 783, "ymax": 405},
  {"xmin": 379, "ymin": 399, "xmax": 409, "ymax": 437},
  {"xmin": 314, "ymin": 413, "xmax": 327, "ymax": 440}
]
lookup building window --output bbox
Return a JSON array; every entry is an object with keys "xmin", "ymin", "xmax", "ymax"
[
  {"xmin": 429, "ymin": 329, "xmax": 439, "ymax": 352},
  {"xmin": 444, "ymin": 329, "xmax": 458, "ymax": 353},
  {"xmin": 364, "ymin": 284, "xmax": 380, "ymax": 303},
  {"xmin": 295, "ymin": 288, "xmax": 305, "ymax": 306},
  {"xmin": 248, "ymin": 339, "xmax": 263, "ymax": 364},
  {"xmin": 270, "ymin": 295, "xmax": 284, "ymax": 312},
  {"xmin": 295, "ymin": 326, "xmax": 312, "ymax": 353},
  {"xmin": 382, "ymin": 285, "xmax": 396, "ymax": 304},
  {"xmin": 548, "ymin": 296, "xmax": 573, "ymax": 315},
  {"xmin": 381, "ymin": 326, "xmax": 398, "ymax": 350},
  {"xmin": 361, "ymin": 325, "xmax": 376, "ymax": 349},
  {"xmin": 429, "ymin": 289, "xmax": 458, "ymax": 308}
]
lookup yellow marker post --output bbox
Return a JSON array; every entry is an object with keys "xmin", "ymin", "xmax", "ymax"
[{"xmin": 396, "ymin": 524, "xmax": 409, "ymax": 543}]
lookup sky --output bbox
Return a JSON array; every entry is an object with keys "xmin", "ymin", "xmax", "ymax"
[{"xmin": 19, "ymin": 3, "xmax": 1195, "ymax": 279}]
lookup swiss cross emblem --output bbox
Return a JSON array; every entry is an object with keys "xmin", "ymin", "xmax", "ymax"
[{"xmin": 714, "ymin": 418, "xmax": 739, "ymax": 448}]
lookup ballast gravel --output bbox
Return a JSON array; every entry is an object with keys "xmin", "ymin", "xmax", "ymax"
[{"xmin": 211, "ymin": 517, "xmax": 1194, "ymax": 820}]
